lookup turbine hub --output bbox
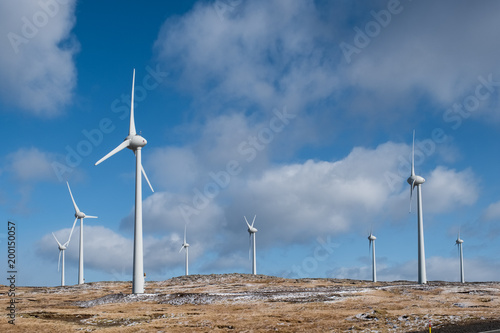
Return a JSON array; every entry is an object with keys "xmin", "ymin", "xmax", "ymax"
[
  {"xmin": 59, "ymin": 245, "xmax": 66, "ymax": 251},
  {"xmin": 75, "ymin": 212, "xmax": 86, "ymax": 219},
  {"xmin": 184, "ymin": 243, "xmax": 190, "ymax": 248},
  {"xmin": 407, "ymin": 175, "xmax": 425, "ymax": 186},
  {"xmin": 456, "ymin": 239, "xmax": 463, "ymax": 244},
  {"xmin": 127, "ymin": 135, "xmax": 147, "ymax": 149},
  {"xmin": 248, "ymin": 227, "xmax": 258, "ymax": 233},
  {"xmin": 368, "ymin": 235, "xmax": 376, "ymax": 241}
]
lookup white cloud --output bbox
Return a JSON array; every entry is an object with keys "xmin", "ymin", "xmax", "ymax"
[
  {"xmin": 147, "ymin": 147, "xmax": 201, "ymax": 192},
  {"xmin": 341, "ymin": 1, "xmax": 500, "ymax": 109},
  {"xmin": 6, "ymin": 147, "xmax": 60, "ymax": 182},
  {"xmin": 38, "ymin": 225, "xmax": 195, "ymax": 276},
  {"xmin": 482, "ymin": 200, "xmax": 500, "ymax": 221},
  {"xmin": 424, "ymin": 166, "xmax": 479, "ymax": 213},
  {"xmin": 0, "ymin": 0, "xmax": 78, "ymax": 116},
  {"xmin": 154, "ymin": 0, "xmax": 337, "ymax": 114},
  {"xmin": 155, "ymin": 0, "xmax": 500, "ymax": 132}
]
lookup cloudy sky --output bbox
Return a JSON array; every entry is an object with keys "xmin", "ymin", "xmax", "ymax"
[{"xmin": 1, "ymin": 0, "xmax": 500, "ymax": 287}]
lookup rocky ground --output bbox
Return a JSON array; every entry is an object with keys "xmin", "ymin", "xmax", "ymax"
[{"xmin": 1, "ymin": 274, "xmax": 500, "ymax": 332}]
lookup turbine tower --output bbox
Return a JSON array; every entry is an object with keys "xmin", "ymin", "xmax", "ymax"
[
  {"xmin": 67, "ymin": 181, "xmax": 97, "ymax": 285},
  {"xmin": 95, "ymin": 69, "xmax": 154, "ymax": 294},
  {"xmin": 52, "ymin": 220, "xmax": 77, "ymax": 286},
  {"xmin": 179, "ymin": 225, "xmax": 189, "ymax": 276},
  {"xmin": 407, "ymin": 130, "xmax": 427, "ymax": 284},
  {"xmin": 368, "ymin": 232, "xmax": 377, "ymax": 283},
  {"xmin": 455, "ymin": 231, "xmax": 464, "ymax": 283},
  {"xmin": 244, "ymin": 215, "xmax": 258, "ymax": 275}
]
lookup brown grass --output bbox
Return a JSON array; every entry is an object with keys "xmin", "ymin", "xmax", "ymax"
[{"xmin": 1, "ymin": 274, "xmax": 500, "ymax": 332}]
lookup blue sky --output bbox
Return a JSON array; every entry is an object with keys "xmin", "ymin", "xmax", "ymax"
[{"xmin": 1, "ymin": 0, "xmax": 500, "ymax": 287}]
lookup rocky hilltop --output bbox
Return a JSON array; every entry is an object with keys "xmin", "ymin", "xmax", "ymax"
[{"xmin": 1, "ymin": 274, "xmax": 500, "ymax": 332}]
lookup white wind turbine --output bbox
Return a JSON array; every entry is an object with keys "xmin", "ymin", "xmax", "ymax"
[
  {"xmin": 368, "ymin": 232, "xmax": 377, "ymax": 283},
  {"xmin": 407, "ymin": 130, "xmax": 427, "ymax": 284},
  {"xmin": 95, "ymin": 69, "xmax": 154, "ymax": 294},
  {"xmin": 455, "ymin": 230, "xmax": 465, "ymax": 283},
  {"xmin": 179, "ymin": 225, "xmax": 189, "ymax": 276},
  {"xmin": 52, "ymin": 219, "xmax": 78, "ymax": 287},
  {"xmin": 67, "ymin": 181, "xmax": 97, "ymax": 285},
  {"xmin": 244, "ymin": 215, "xmax": 258, "ymax": 275}
]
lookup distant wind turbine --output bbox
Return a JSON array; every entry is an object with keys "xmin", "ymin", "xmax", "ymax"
[
  {"xmin": 67, "ymin": 181, "xmax": 97, "ymax": 285},
  {"xmin": 455, "ymin": 231, "xmax": 465, "ymax": 283},
  {"xmin": 95, "ymin": 69, "xmax": 154, "ymax": 294},
  {"xmin": 368, "ymin": 232, "xmax": 377, "ymax": 283},
  {"xmin": 179, "ymin": 225, "xmax": 189, "ymax": 276},
  {"xmin": 52, "ymin": 220, "xmax": 77, "ymax": 286},
  {"xmin": 244, "ymin": 215, "xmax": 258, "ymax": 275},
  {"xmin": 407, "ymin": 130, "xmax": 427, "ymax": 284}
]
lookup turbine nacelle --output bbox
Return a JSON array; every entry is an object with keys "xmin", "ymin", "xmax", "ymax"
[
  {"xmin": 368, "ymin": 234, "xmax": 376, "ymax": 241},
  {"xmin": 456, "ymin": 238, "xmax": 464, "ymax": 244},
  {"xmin": 126, "ymin": 135, "xmax": 147, "ymax": 150},
  {"xmin": 407, "ymin": 175, "xmax": 425, "ymax": 186},
  {"xmin": 75, "ymin": 211, "xmax": 87, "ymax": 219},
  {"xmin": 248, "ymin": 226, "xmax": 258, "ymax": 233}
]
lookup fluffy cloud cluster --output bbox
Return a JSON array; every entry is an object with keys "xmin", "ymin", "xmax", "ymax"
[
  {"xmin": 0, "ymin": 0, "xmax": 78, "ymax": 116},
  {"xmin": 123, "ymin": 141, "xmax": 479, "ymax": 262}
]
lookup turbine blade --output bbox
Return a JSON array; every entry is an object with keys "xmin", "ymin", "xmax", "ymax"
[
  {"xmin": 95, "ymin": 140, "xmax": 131, "ymax": 166},
  {"xmin": 244, "ymin": 216, "xmax": 251, "ymax": 229},
  {"xmin": 66, "ymin": 182, "xmax": 80, "ymax": 214},
  {"xmin": 179, "ymin": 245, "xmax": 184, "ymax": 253},
  {"xmin": 141, "ymin": 163, "xmax": 154, "ymax": 193},
  {"xmin": 129, "ymin": 69, "xmax": 136, "ymax": 136},
  {"xmin": 52, "ymin": 232, "xmax": 62, "ymax": 248},
  {"xmin": 184, "ymin": 225, "xmax": 187, "ymax": 243},
  {"xmin": 84, "ymin": 216, "xmax": 98, "ymax": 219},
  {"xmin": 65, "ymin": 217, "xmax": 78, "ymax": 246},
  {"xmin": 58, "ymin": 250, "xmax": 62, "ymax": 272},
  {"xmin": 411, "ymin": 130, "xmax": 415, "ymax": 176},
  {"xmin": 251, "ymin": 215, "xmax": 256, "ymax": 228},
  {"xmin": 409, "ymin": 179, "xmax": 415, "ymax": 213}
]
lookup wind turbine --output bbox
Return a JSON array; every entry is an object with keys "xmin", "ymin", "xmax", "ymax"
[
  {"xmin": 95, "ymin": 69, "xmax": 154, "ymax": 294},
  {"xmin": 244, "ymin": 215, "xmax": 258, "ymax": 275},
  {"xmin": 407, "ymin": 130, "xmax": 427, "ymax": 284},
  {"xmin": 455, "ymin": 231, "xmax": 464, "ymax": 283},
  {"xmin": 67, "ymin": 181, "xmax": 97, "ymax": 285},
  {"xmin": 52, "ymin": 219, "xmax": 77, "ymax": 286},
  {"xmin": 368, "ymin": 232, "xmax": 377, "ymax": 282},
  {"xmin": 179, "ymin": 225, "xmax": 189, "ymax": 276}
]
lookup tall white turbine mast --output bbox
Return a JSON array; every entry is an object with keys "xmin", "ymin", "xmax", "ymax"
[
  {"xmin": 407, "ymin": 130, "xmax": 427, "ymax": 284},
  {"xmin": 244, "ymin": 215, "xmax": 258, "ymax": 275},
  {"xmin": 368, "ymin": 232, "xmax": 377, "ymax": 283},
  {"xmin": 67, "ymin": 181, "xmax": 97, "ymax": 285},
  {"xmin": 455, "ymin": 230, "xmax": 465, "ymax": 283},
  {"xmin": 179, "ymin": 225, "xmax": 190, "ymax": 276},
  {"xmin": 52, "ymin": 219, "xmax": 78, "ymax": 286},
  {"xmin": 95, "ymin": 69, "xmax": 154, "ymax": 294}
]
